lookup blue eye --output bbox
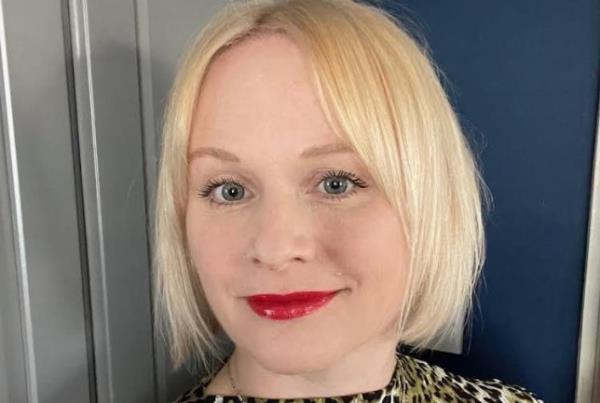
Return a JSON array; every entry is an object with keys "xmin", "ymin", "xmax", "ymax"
[
  {"xmin": 197, "ymin": 176, "xmax": 244, "ymax": 207},
  {"xmin": 215, "ymin": 181, "xmax": 245, "ymax": 202},
  {"xmin": 197, "ymin": 170, "xmax": 368, "ymax": 208},
  {"xmin": 318, "ymin": 170, "xmax": 368, "ymax": 200}
]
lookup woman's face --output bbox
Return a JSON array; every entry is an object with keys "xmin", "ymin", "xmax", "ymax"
[{"xmin": 186, "ymin": 34, "xmax": 410, "ymax": 372}]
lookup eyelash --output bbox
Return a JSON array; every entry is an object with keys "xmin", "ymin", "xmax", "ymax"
[{"xmin": 196, "ymin": 169, "xmax": 369, "ymax": 208}]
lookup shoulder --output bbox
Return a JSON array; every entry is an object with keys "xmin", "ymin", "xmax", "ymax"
[
  {"xmin": 399, "ymin": 354, "xmax": 544, "ymax": 402},
  {"xmin": 171, "ymin": 373, "xmax": 213, "ymax": 403}
]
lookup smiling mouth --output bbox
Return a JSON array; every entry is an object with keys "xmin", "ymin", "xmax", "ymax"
[{"xmin": 245, "ymin": 290, "xmax": 341, "ymax": 320}]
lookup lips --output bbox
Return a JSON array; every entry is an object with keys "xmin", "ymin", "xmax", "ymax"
[{"xmin": 246, "ymin": 290, "xmax": 340, "ymax": 320}]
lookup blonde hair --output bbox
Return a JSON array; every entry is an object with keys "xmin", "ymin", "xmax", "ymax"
[{"xmin": 153, "ymin": 0, "xmax": 492, "ymax": 374}]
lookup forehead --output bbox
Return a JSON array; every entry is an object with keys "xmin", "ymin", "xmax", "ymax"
[{"xmin": 189, "ymin": 33, "xmax": 345, "ymax": 156}]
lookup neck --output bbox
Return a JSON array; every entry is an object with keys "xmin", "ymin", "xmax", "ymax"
[{"xmin": 227, "ymin": 340, "xmax": 399, "ymax": 399}]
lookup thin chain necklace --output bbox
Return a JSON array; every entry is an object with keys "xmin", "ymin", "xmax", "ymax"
[
  {"xmin": 225, "ymin": 355, "xmax": 406, "ymax": 403},
  {"xmin": 226, "ymin": 358, "xmax": 246, "ymax": 402}
]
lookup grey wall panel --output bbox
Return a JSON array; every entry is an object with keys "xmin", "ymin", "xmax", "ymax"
[
  {"xmin": 0, "ymin": 58, "xmax": 27, "ymax": 403},
  {"xmin": 69, "ymin": 0, "xmax": 156, "ymax": 402},
  {"xmin": 0, "ymin": 0, "xmax": 92, "ymax": 402}
]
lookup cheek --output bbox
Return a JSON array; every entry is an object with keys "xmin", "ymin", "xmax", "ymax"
[
  {"xmin": 321, "ymin": 204, "xmax": 409, "ymax": 291},
  {"xmin": 185, "ymin": 207, "xmax": 247, "ymax": 291}
]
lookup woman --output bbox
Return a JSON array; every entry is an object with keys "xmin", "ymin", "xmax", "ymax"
[{"xmin": 154, "ymin": 0, "xmax": 543, "ymax": 401}]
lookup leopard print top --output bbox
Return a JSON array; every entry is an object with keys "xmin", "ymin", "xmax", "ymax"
[{"xmin": 172, "ymin": 351, "xmax": 543, "ymax": 402}]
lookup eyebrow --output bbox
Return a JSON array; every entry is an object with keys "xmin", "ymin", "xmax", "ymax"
[{"xmin": 188, "ymin": 142, "xmax": 353, "ymax": 163}]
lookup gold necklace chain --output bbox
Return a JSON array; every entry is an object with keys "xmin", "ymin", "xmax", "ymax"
[{"xmin": 226, "ymin": 358, "xmax": 246, "ymax": 402}]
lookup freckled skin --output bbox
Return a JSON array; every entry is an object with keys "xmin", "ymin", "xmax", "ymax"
[{"xmin": 185, "ymin": 34, "xmax": 411, "ymax": 398}]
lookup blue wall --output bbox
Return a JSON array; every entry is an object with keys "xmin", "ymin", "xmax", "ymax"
[{"xmin": 369, "ymin": 1, "xmax": 600, "ymax": 402}]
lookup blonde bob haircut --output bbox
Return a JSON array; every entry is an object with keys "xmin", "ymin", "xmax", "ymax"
[{"xmin": 154, "ymin": 0, "xmax": 492, "ymax": 373}]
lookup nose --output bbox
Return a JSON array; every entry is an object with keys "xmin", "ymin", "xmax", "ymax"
[{"xmin": 245, "ymin": 194, "xmax": 317, "ymax": 272}]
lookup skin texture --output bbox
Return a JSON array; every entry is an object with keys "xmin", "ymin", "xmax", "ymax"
[{"xmin": 185, "ymin": 33, "xmax": 411, "ymax": 398}]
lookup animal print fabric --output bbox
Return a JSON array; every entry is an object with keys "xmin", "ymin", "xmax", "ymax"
[{"xmin": 172, "ymin": 351, "xmax": 543, "ymax": 402}]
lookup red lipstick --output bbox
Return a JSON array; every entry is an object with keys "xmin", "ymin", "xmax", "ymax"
[{"xmin": 246, "ymin": 290, "xmax": 340, "ymax": 320}]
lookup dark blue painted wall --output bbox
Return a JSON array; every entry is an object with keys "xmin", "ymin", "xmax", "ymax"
[{"xmin": 367, "ymin": 1, "xmax": 600, "ymax": 402}]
